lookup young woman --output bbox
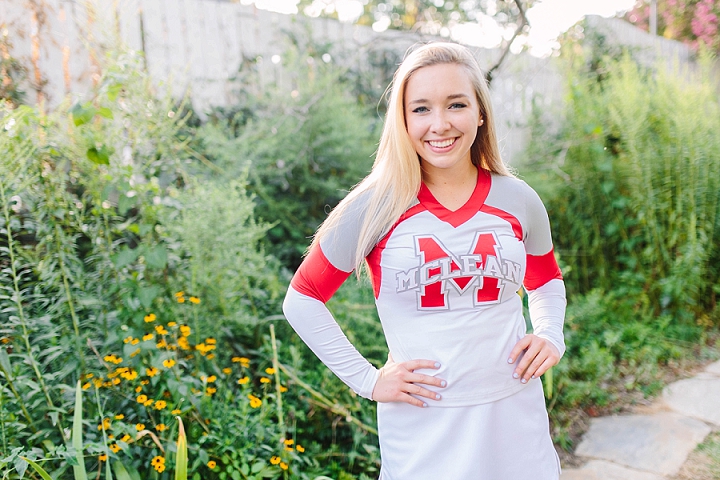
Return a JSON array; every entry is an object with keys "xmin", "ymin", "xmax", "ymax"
[{"xmin": 283, "ymin": 42, "xmax": 566, "ymax": 480}]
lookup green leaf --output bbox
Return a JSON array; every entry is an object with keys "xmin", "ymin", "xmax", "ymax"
[
  {"xmin": 144, "ymin": 245, "xmax": 167, "ymax": 270},
  {"xmin": 72, "ymin": 380, "xmax": 88, "ymax": 480},
  {"xmin": 70, "ymin": 103, "xmax": 97, "ymax": 126},
  {"xmin": 137, "ymin": 285, "xmax": 161, "ymax": 309},
  {"xmin": 86, "ymin": 145, "xmax": 113, "ymax": 165},
  {"xmin": 0, "ymin": 348, "xmax": 12, "ymax": 378},
  {"xmin": 107, "ymin": 83, "xmax": 123, "ymax": 101},
  {"xmin": 21, "ymin": 457, "xmax": 52, "ymax": 480},
  {"xmin": 175, "ymin": 417, "xmax": 188, "ymax": 480},
  {"xmin": 111, "ymin": 247, "xmax": 139, "ymax": 269},
  {"xmin": 118, "ymin": 195, "xmax": 135, "ymax": 215},
  {"xmin": 97, "ymin": 107, "xmax": 114, "ymax": 119},
  {"xmin": 112, "ymin": 461, "xmax": 132, "ymax": 480},
  {"xmin": 14, "ymin": 456, "xmax": 27, "ymax": 478}
]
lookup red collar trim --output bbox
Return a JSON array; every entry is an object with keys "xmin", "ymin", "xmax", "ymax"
[{"xmin": 417, "ymin": 168, "xmax": 492, "ymax": 228}]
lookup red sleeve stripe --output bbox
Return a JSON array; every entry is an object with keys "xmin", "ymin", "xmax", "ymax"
[
  {"xmin": 290, "ymin": 244, "xmax": 352, "ymax": 303},
  {"xmin": 524, "ymin": 248, "xmax": 563, "ymax": 291}
]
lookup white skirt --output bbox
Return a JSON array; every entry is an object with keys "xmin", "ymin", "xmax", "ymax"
[{"xmin": 377, "ymin": 379, "xmax": 561, "ymax": 480}]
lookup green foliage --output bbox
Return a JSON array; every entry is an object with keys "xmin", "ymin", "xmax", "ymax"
[
  {"xmin": 523, "ymin": 42, "xmax": 720, "ymax": 447},
  {"xmin": 197, "ymin": 45, "xmax": 378, "ymax": 269}
]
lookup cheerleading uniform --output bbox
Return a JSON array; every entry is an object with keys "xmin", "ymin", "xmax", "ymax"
[{"xmin": 283, "ymin": 169, "xmax": 566, "ymax": 479}]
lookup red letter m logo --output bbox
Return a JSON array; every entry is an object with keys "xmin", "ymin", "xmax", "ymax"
[{"xmin": 415, "ymin": 232, "xmax": 504, "ymax": 309}]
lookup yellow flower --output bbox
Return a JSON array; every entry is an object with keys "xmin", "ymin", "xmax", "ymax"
[
  {"xmin": 207, "ymin": 353, "xmax": 215, "ymax": 360},
  {"xmin": 189, "ymin": 296, "xmax": 201, "ymax": 304},
  {"xmin": 143, "ymin": 333, "xmax": 154, "ymax": 341},
  {"xmin": 130, "ymin": 338, "xmax": 139, "ymax": 345},
  {"xmin": 114, "ymin": 414, "xmax": 124, "ymax": 420},
  {"xmin": 93, "ymin": 378, "xmax": 103, "ymax": 388},
  {"xmin": 270, "ymin": 456, "xmax": 281, "ymax": 465},
  {"xmin": 82, "ymin": 382, "xmax": 91, "ymax": 390},
  {"xmin": 141, "ymin": 379, "xmax": 149, "ymax": 385},
  {"xmin": 207, "ymin": 460, "xmax": 217, "ymax": 468},
  {"xmin": 296, "ymin": 445, "xmax": 305, "ymax": 453},
  {"xmin": 162, "ymin": 359, "xmax": 175, "ymax": 368},
  {"xmin": 156, "ymin": 339, "xmax": 168, "ymax": 349},
  {"xmin": 154, "ymin": 325, "xmax": 169, "ymax": 335},
  {"xmin": 143, "ymin": 399, "xmax": 154, "ymax": 407},
  {"xmin": 123, "ymin": 336, "xmax": 133, "ymax": 344},
  {"xmin": 98, "ymin": 418, "xmax": 111, "ymax": 431},
  {"xmin": 129, "ymin": 348, "xmax": 141, "ymax": 358},
  {"xmin": 265, "ymin": 367, "xmax": 276, "ymax": 375},
  {"xmin": 151, "ymin": 456, "xmax": 165, "ymax": 473},
  {"xmin": 109, "ymin": 444, "xmax": 121, "ymax": 453},
  {"xmin": 180, "ymin": 325, "xmax": 191, "ymax": 337},
  {"xmin": 205, "ymin": 337, "xmax": 216, "ymax": 345},
  {"xmin": 248, "ymin": 394, "xmax": 262, "ymax": 408},
  {"xmin": 177, "ymin": 296, "xmax": 185, "ymax": 303},
  {"xmin": 237, "ymin": 376, "xmax": 249, "ymax": 385},
  {"xmin": 146, "ymin": 367, "xmax": 159, "ymax": 377},
  {"xmin": 121, "ymin": 434, "xmax": 131, "ymax": 442},
  {"xmin": 174, "ymin": 291, "xmax": 184, "ymax": 298},
  {"xmin": 207, "ymin": 375, "xmax": 217, "ymax": 383},
  {"xmin": 260, "ymin": 377, "xmax": 271, "ymax": 384},
  {"xmin": 135, "ymin": 423, "xmax": 145, "ymax": 431},
  {"xmin": 222, "ymin": 367, "xmax": 232, "ymax": 374},
  {"xmin": 205, "ymin": 387, "xmax": 217, "ymax": 396},
  {"xmin": 144, "ymin": 313, "xmax": 157, "ymax": 323},
  {"xmin": 156, "ymin": 424, "xmax": 167, "ymax": 432},
  {"xmin": 99, "ymin": 454, "xmax": 108, "ymax": 462},
  {"xmin": 121, "ymin": 369, "xmax": 138, "ymax": 380},
  {"xmin": 178, "ymin": 337, "xmax": 190, "ymax": 350},
  {"xmin": 280, "ymin": 462, "xmax": 288, "ymax": 470},
  {"xmin": 284, "ymin": 439, "xmax": 294, "ymax": 446},
  {"xmin": 136, "ymin": 394, "xmax": 148, "ymax": 404},
  {"xmin": 154, "ymin": 400, "xmax": 167, "ymax": 410},
  {"xmin": 279, "ymin": 385, "xmax": 288, "ymax": 393},
  {"xmin": 171, "ymin": 409, "xmax": 182, "ymax": 415}
]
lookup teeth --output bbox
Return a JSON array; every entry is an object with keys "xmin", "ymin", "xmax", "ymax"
[{"xmin": 428, "ymin": 139, "xmax": 455, "ymax": 148}]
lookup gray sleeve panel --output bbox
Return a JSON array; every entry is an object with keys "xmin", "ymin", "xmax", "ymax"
[
  {"xmin": 319, "ymin": 190, "xmax": 420, "ymax": 271},
  {"xmin": 485, "ymin": 175, "xmax": 554, "ymax": 256},
  {"xmin": 318, "ymin": 189, "xmax": 373, "ymax": 272}
]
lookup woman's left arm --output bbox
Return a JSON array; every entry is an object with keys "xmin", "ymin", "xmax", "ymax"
[{"xmin": 508, "ymin": 184, "xmax": 567, "ymax": 383}]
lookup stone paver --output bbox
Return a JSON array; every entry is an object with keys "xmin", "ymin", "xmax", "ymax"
[
  {"xmin": 705, "ymin": 359, "xmax": 720, "ymax": 375},
  {"xmin": 574, "ymin": 412, "xmax": 710, "ymax": 476},
  {"xmin": 561, "ymin": 460, "xmax": 666, "ymax": 480},
  {"xmin": 663, "ymin": 376, "xmax": 720, "ymax": 426}
]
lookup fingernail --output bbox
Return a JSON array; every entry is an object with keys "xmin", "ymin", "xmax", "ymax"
[
  {"xmin": 423, "ymin": 402, "xmax": 428, "ymax": 408},
  {"xmin": 512, "ymin": 373, "xmax": 519, "ymax": 379},
  {"xmin": 440, "ymin": 380, "xmax": 447, "ymax": 387},
  {"xmin": 435, "ymin": 394, "xmax": 441, "ymax": 400},
  {"xmin": 521, "ymin": 378, "xmax": 527, "ymax": 384},
  {"xmin": 507, "ymin": 358, "xmax": 513, "ymax": 363},
  {"xmin": 434, "ymin": 362, "xmax": 441, "ymax": 368},
  {"xmin": 531, "ymin": 375, "xmax": 536, "ymax": 379}
]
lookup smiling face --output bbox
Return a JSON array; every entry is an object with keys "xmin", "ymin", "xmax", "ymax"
[{"xmin": 403, "ymin": 63, "xmax": 483, "ymax": 179}]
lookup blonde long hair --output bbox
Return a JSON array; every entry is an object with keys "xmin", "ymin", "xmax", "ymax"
[{"xmin": 311, "ymin": 42, "xmax": 512, "ymax": 272}]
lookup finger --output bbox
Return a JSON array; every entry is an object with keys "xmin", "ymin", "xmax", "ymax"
[
  {"xmin": 522, "ymin": 350, "xmax": 549, "ymax": 382},
  {"xmin": 407, "ymin": 384, "xmax": 443, "ymax": 401},
  {"xmin": 402, "ymin": 359, "xmax": 442, "ymax": 371},
  {"xmin": 508, "ymin": 336, "xmax": 532, "ymax": 364},
  {"xmin": 532, "ymin": 357, "xmax": 556, "ymax": 379},
  {"xmin": 398, "ymin": 392, "xmax": 430, "ymax": 408},
  {"xmin": 405, "ymin": 372, "xmax": 447, "ymax": 388},
  {"xmin": 514, "ymin": 342, "xmax": 542, "ymax": 379}
]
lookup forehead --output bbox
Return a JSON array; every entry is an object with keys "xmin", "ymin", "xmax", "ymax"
[{"xmin": 404, "ymin": 63, "xmax": 476, "ymax": 101}]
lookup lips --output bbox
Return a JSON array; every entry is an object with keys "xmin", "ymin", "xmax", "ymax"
[{"xmin": 427, "ymin": 138, "xmax": 456, "ymax": 148}]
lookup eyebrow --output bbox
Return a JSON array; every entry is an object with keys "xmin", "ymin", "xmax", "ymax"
[{"xmin": 407, "ymin": 93, "xmax": 471, "ymax": 105}]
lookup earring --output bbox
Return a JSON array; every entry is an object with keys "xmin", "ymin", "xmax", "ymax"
[{"xmin": 479, "ymin": 118, "xmax": 484, "ymax": 126}]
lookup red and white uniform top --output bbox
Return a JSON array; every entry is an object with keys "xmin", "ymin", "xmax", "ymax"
[{"xmin": 284, "ymin": 169, "xmax": 566, "ymax": 406}]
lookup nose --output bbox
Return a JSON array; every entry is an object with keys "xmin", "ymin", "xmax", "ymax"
[{"xmin": 430, "ymin": 111, "xmax": 451, "ymax": 133}]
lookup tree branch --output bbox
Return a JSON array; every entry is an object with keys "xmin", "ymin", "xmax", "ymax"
[{"xmin": 485, "ymin": 0, "xmax": 529, "ymax": 85}]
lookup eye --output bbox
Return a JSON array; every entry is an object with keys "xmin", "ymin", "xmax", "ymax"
[
  {"xmin": 412, "ymin": 106, "xmax": 429, "ymax": 113},
  {"xmin": 449, "ymin": 103, "xmax": 467, "ymax": 109}
]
